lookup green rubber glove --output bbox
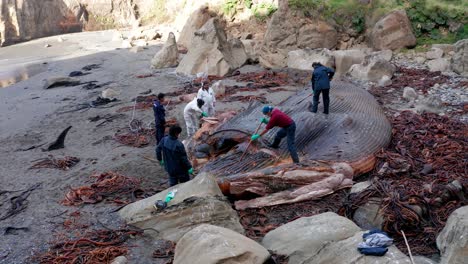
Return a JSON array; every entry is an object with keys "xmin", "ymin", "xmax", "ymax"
[
  {"xmin": 260, "ymin": 117, "xmax": 269, "ymax": 124},
  {"xmin": 251, "ymin": 134, "xmax": 260, "ymax": 141},
  {"xmin": 159, "ymin": 160, "xmax": 164, "ymax": 166},
  {"xmin": 188, "ymin": 168, "xmax": 194, "ymax": 174},
  {"xmin": 201, "ymin": 112, "xmax": 208, "ymax": 117}
]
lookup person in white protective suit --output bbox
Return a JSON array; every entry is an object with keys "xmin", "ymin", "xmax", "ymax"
[
  {"xmin": 197, "ymin": 84, "xmax": 216, "ymax": 116},
  {"xmin": 183, "ymin": 98, "xmax": 207, "ymax": 138}
]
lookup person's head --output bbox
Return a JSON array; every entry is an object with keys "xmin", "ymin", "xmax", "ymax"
[
  {"xmin": 169, "ymin": 125, "xmax": 182, "ymax": 138},
  {"xmin": 197, "ymin": 98, "xmax": 205, "ymax": 109},
  {"xmin": 312, "ymin": 62, "xmax": 322, "ymax": 68},
  {"xmin": 262, "ymin": 105, "xmax": 273, "ymax": 117},
  {"xmin": 157, "ymin": 93, "xmax": 166, "ymax": 103}
]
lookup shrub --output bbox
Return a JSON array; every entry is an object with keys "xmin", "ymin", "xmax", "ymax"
[
  {"xmin": 223, "ymin": 0, "xmax": 239, "ymax": 16},
  {"xmin": 253, "ymin": 3, "xmax": 278, "ymax": 21}
]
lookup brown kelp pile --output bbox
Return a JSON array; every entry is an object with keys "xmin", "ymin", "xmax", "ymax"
[{"xmin": 30, "ymin": 156, "xmax": 80, "ymax": 170}]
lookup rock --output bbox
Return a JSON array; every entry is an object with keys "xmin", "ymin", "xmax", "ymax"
[
  {"xmin": 121, "ymin": 40, "xmax": 132, "ymax": 48},
  {"xmin": 110, "ymin": 256, "xmax": 128, "ymax": 264},
  {"xmin": 436, "ymin": 206, "xmax": 468, "ymax": 264},
  {"xmin": 426, "ymin": 47, "xmax": 444, "ymax": 60},
  {"xmin": 378, "ymin": 75, "xmax": 392, "ymax": 87},
  {"xmin": 129, "ymin": 46, "xmax": 143, "ymax": 53},
  {"xmin": 178, "ymin": 6, "xmax": 215, "ymax": 49},
  {"xmin": 372, "ymin": 49, "xmax": 393, "ymax": 62},
  {"xmin": 176, "ymin": 18, "xmax": 247, "ymax": 77},
  {"xmin": 370, "ymin": 10, "xmax": 416, "ymax": 50},
  {"xmin": 348, "ymin": 56, "xmax": 396, "ymax": 82},
  {"xmin": 133, "ymin": 39, "xmax": 147, "ymax": 47},
  {"xmin": 415, "ymin": 95, "xmax": 443, "ymax": 114},
  {"xmin": 112, "ymin": 31, "xmax": 124, "ymax": 42},
  {"xmin": 57, "ymin": 36, "xmax": 64, "ymax": 42},
  {"xmin": 332, "ymin": 49, "xmax": 367, "ymax": 77},
  {"xmin": 311, "ymin": 231, "xmax": 411, "ymax": 263},
  {"xmin": 174, "ymin": 224, "xmax": 270, "ymax": 264},
  {"xmin": 288, "ymin": 48, "xmax": 335, "ymax": 71},
  {"xmin": 118, "ymin": 173, "xmax": 244, "ymax": 242},
  {"xmin": 262, "ymin": 212, "xmax": 361, "ymax": 264},
  {"xmin": 415, "ymin": 56, "xmax": 427, "ymax": 64},
  {"xmin": 427, "ymin": 58, "xmax": 450, "ymax": 72},
  {"xmin": 141, "ymin": 28, "xmax": 161, "ymax": 41},
  {"xmin": 353, "ymin": 197, "xmax": 385, "ymax": 230},
  {"xmin": 297, "ymin": 21, "xmax": 338, "ymax": 50},
  {"xmin": 350, "ymin": 181, "xmax": 371, "ymax": 194},
  {"xmin": 241, "ymin": 39, "xmax": 259, "ymax": 63},
  {"xmin": 101, "ymin": 88, "xmax": 120, "ymax": 99},
  {"xmin": 210, "ymin": 80, "xmax": 225, "ymax": 97},
  {"xmin": 44, "ymin": 44, "xmax": 51, "ymax": 48},
  {"xmin": 413, "ymin": 256, "xmax": 439, "ymax": 264},
  {"xmin": 44, "ymin": 77, "xmax": 80, "ymax": 89},
  {"xmin": 403, "ymin": 87, "xmax": 418, "ymax": 101},
  {"xmin": 451, "ymin": 39, "xmax": 468, "ymax": 76},
  {"xmin": 151, "ymin": 32, "xmax": 179, "ymax": 69},
  {"xmin": 432, "ymin": 44, "xmax": 455, "ymax": 54}
]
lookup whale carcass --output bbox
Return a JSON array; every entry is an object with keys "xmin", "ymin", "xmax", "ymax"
[{"xmin": 189, "ymin": 80, "xmax": 392, "ymax": 209}]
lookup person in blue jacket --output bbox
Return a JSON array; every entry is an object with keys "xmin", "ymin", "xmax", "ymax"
[
  {"xmin": 156, "ymin": 125, "xmax": 194, "ymax": 186},
  {"xmin": 310, "ymin": 62, "xmax": 335, "ymax": 114},
  {"xmin": 153, "ymin": 93, "xmax": 166, "ymax": 144}
]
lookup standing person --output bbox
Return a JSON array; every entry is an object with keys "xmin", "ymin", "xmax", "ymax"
[
  {"xmin": 156, "ymin": 125, "xmax": 194, "ymax": 186},
  {"xmin": 153, "ymin": 93, "xmax": 166, "ymax": 144},
  {"xmin": 311, "ymin": 62, "xmax": 335, "ymax": 114},
  {"xmin": 197, "ymin": 83, "xmax": 216, "ymax": 116},
  {"xmin": 251, "ymin": 106, "xmax": 299, "ymax": 164},
  {"xmin": 183, "ymin": 98, "xmax": 207, "ymax": 138}
]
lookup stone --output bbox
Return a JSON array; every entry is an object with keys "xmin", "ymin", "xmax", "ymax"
[
  {"xmin": 121, "ymin": 40, "xmax": 132, "ymax": 48},
  {"xmin": 403, "ymin": 87, "xmax": 418, "ymax": 101},
  {"xmin": 129, "ymin": 46, "xmax": 143, "ymax": 53},
  {"xmin": 151, "ymin": 32, "xmax": 179, "ymax": 69},
  {"xmin": 311, "ymin": 231, "xmax": 412, "ymax": 263},
  {"xmin": 287, "ymin": 48, "xmax": 335, "ymax": 71},
  {"xmin": 413, "ymin": 256, "xmax": 439, "ymax": 264},
  {"xmin": 415, "ymin": 56, "xmax": 426, "ymax": 64},
  {"xmin": 332, "ymin": 49, "xmax": 367, "ymax": 77},
  {"xmin": 178, "ymin": 6, "xmax": 215, "ymax": 49},
  {"xmin": 370, "ymin": 10, "xmax": 416, "ymax": 50},
  {"xmin": 141, "ymin": 28, "xmax": 160, "ymax": 41},
  {"xmin": 241, "ymin": 39, "xmax": 259, "ymax": 63},
  {"xmin": 262, "ymin": 212, "xmax": 361, "ymax": 264},
  {"xmin": 348, "ymin": 56, "xmax": 396, "ymax": 82},
  {"xmin": 44, "ymin": 77, "xmax": 80, "ymax": 89},
  {"xmin": 451, "ymin": 39, "xmax": 468, "ymax": 76},
  {"xmin": 133, "ymin": 39, "xmax": 147, "ymax": 47},
  {"xmin": 427, "ymin": 58, "xmax": 450, "ymax": 72},
  {"xmin": 57, "ymin": 36, "xmax": 64, "ymax": 42},
  {"xmin": 44, "ymin": 44, "xmax": 51, "ymax": 48},
  {"xmin": 101, "ymin": 88, "xmax": 120, "ymax": 99},
  {"xmin": 426, "ymin": 47, "xmax": 444, "ymax": 60},
  {"xmin": 297, "ymin": 21, "xmax": 338, "ymax": 50},
  {"xmin": 174, "ymin": 224, "xmax": 270, "ymax": 264},
  {"xmin": 432, "ymin": 44, "xmax": 455, "ymax": 54},
  {"xmin": 415, "ymin": 95, "xmax": 443, "ymax": 114},
  {"xmin": 378, "ymin": 75, "xmax": 392, "ymax": 87},
  {"xmin": 353, "ymin": 197, "xmax": 385, "ymax": 230},
  {"xmin": 372, "ymin": 49, "xmax": 393, "ymax": 62},
  {"xmin": 110, "ymin": 256, "xmax": 128, "ymax": 264},
  {"xmin": 118, "ymin": 173, "xmax": 244, "ymax": 242},
  {"xmin": 350, "ymin": 181, "xmax": 371, "ymax": 194},
  {"xmin": 176, "ymin": 18, "xmax": 247, "ymax": 77},
  {"xmin": 436, "ymin": 206, "xmax": 468, "ymax": 264}
]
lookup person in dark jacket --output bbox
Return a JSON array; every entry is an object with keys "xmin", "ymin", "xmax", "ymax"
[
  {"xmin": 156, "ymin": 125, "xmax": 193, "ymax": 186},
  {"xmin": 311, "ymin": 62, "xmax": 335, "ymax": 114},
  {"xmin": 153, "ymin": 93, "xmax": 166, "ymax": 144},
  {"xmin": 251, "ymin": 106, "xmax": 299, "ymax": 164}
]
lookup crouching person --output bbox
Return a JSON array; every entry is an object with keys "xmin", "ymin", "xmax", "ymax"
[{"xmin": 156, "ymin": 125, "xmax": 194, "ymax": 186}]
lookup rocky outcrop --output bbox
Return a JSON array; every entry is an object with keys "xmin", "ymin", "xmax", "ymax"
[
  {"xmin": 370, "ymin": 10, "xmax": 416, "ymax": 50},
  {"xmin": 427, "ymin": 58, "xmax": 450, "ymax": 72},
  {"xmin": 436, "ymin": 206, "xmax": 468, "ymax": 264},
  {"xmin": 348, "ymin": 55, "xmax": 396, "ymax": 82},
  {"xmin": 151, "ymin": 32, "xmax": 179, "ymax": 69},
  {"xmin": 259, "ymin": 1, "xmax": 337, "ymax": 68},
  {"xmin": 118, "ymin": 173, "xmax": 244, "ymax": 242},
  {"xmin": 287, "ymin": 48, "xmax": 335, "ymax": 71},
  {"xmin": 426, "ymin": 47, "xmax": 444, "ymax": 60},
  {"xmin": 176, "ymin": 18, "xmax": 247, "ymax": 77},
  {"xmin": 451, "ymin": 39, "xmax": 468, "ymax": 76},
  {"xmin": 174, "ymin": 224, "xmax": 270, "ymax": 264},
  {"xmin": 177, "ymin": 6, "xmax": 215, "ymax": 49}
]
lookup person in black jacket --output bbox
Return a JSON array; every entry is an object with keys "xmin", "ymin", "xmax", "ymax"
[
  {"xmin": 153, "ymin": 93, "xmax": 166, "ymax": 144},
  {"xmin": 311, "ymin": 62, "xmax": 335, "ymax": 114},
  {"xmin": 156, "ymin": 125, "xmax": 193, "ymax": 186}
]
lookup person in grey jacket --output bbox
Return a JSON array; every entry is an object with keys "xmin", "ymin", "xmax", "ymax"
[
  {"xmin": 156, "ymin": 125, "xmax": 193, "ymax": 186},
  {"xmin": 311, "ymin": 62, "xmax": 335, "ymax": 114}
]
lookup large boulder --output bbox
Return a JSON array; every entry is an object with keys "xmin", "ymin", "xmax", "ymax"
[
  {"xmin": 427, "ymin": 58, "xmax": 450, "ymax": 72},
  {"xmin": 176, "ymin": 18, "xmax": 247, "ymax": 77},
  {"xmin": 370, "ymin": 10, "xmax": 416, "ymax": 50},
  {"xmin": 332, "ymin": 49, "xmax": 367, "ymax": 77},
  {"xmin": 177, "ymin": 6, "xmax": 214, "ymax": 49},
  {"xmin": 151, "ymin": 32, "xmax": 179, "ymax": 69},
  {"xmin": 426, "ymin": 47, "xmax": 444, "ymax": 60},
  {"xmin": 297, "ymin": 21, "xmax": 338, "ymax": 50},
  {"xmin": 436, "ymin": 206, "xmax": 468, "ymax": 264},
  {"xmin": 118, "ymin": 173, "xmax": 244, "ymax": 242},
  {"xmin": 174, "ymin": 224, "xmax": 270, "ymax": 264},
  {"xmin": 311, "ymin": 231, "xmax": 411, "ymax": 264},
  {"xmin": 353, "ymin": 197, "xmax": 385, "ymax": 230},
  {"xmin": 348, "ymin": 55, "xmax": 396, "ymax": 82},
  {"xmin": 451, "ymin": 39, "xmax": 468, "ymax": 76},
  {"xmin": 287, "ymin": 49, "xmax": 335, "ymax": 71},
  {"xmin": 262, "ymin": 212, "xmax": 361, "ymax": 263}
]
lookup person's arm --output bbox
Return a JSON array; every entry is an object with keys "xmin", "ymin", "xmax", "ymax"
[
  {"xmin": 158, "ymin": 105, "xmax": 166, "ymax": 125},
  {"xmin": 311, "ymin": 72, "xmax": 316, "ymax": 91},
  {"xmin": 177, "ymin": 143, "xmax": 192, "ymax": 171},
  {"xmin": 156, "ymin": 139, "xmax": 163, "ymax": 161},
  {"xmin": 327, "ymin": 67, "xmax": 335, "ymax": 81}
]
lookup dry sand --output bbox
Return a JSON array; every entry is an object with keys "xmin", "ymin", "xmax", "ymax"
[{"xmin": 0, "ymin": 30, "xmax": 298, "ymax": 263}]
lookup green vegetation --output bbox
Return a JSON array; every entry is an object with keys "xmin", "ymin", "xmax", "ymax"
[
  {"xmin": 143, "ymin": 0, "xmax": 171, "ymax": 25},
  {"xmin": 222, "ymin": 0, "xmax": 278, "ymax": 21},
  {"xmin": 253, "ymin": 3, "xmax": 278, "ymax": 21},
  {"xmin": 223, "ymin": 0, "xmax": 239, "ymax": 16}
]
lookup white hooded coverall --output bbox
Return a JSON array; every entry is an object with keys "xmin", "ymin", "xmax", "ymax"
[
  {"xmin": 197, "ymin": 86, "xmax": 216, "ymax": 116},
  {"xmin": 183, "ymin": 98, "xmax": 203, "ymax": 138}
]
